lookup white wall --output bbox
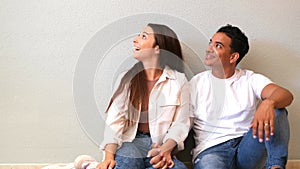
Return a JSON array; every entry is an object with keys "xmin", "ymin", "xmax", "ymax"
[{"xmin": 0, "ymin": 0, "xmax": 299, "ymax": 163}]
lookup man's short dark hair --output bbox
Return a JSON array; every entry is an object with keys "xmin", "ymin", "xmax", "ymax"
[{"xmin": 217, "ymin": 24, "xmax": 249, "ymax": 65}]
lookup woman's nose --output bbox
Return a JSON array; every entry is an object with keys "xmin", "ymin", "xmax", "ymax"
[{"xmin": 133, "ymin": 35, "xmax": 139, "ymax": 43}]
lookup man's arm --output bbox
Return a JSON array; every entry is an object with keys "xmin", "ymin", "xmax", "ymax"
[
  {"xmin": 261, "ymin": 83, "xmax": 293, "ymax": 108},
  {"xmin": 251, "ymin": 83, "xmax": 293, "ymax": 142}
]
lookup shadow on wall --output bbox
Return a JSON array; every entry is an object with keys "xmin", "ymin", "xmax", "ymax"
[
  {"xmin": 240, "ymin": 40, "xmax": 299, "ymax": 89},
  {"xmin": 181, "ymin": 41, "xmax": 207, "ymax": 81}
]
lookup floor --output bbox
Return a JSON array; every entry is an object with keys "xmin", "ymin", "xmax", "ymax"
[
  {"xmin": 0, "ymin": 160, "xmax": 299, "ymax": 169},
  {"xmin": 185, "ymin": 160, "xmax": 300, "ymax": 169}
]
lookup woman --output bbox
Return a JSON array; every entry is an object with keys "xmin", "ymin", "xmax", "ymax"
[{"xmin": 75, "ymin": 23, "xmax": 190, "ymax": 169}]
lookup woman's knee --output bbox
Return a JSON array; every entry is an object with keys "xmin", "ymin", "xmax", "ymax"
[{"xmin": 114, "ymin": 155, "xmax": 144, "ymax": 169}]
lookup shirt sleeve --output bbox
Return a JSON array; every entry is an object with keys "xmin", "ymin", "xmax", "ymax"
[
  {"xmin": 189, "ymin": 77, "xmax": 197, "ymax": 118},
  {"xmin": 99, "ymin": 101, "xmax": 127, "ymax": 150},
  {"xmin": 163, "ymin": 76, "xmax": 190, "ymax": 150},
  {"xmin": 99, "ymin": 72, "xmax": 129, "ymax": 151},
  {"xmin": 249, "ymin": 72, "xmax": 273, "ymax": 99}
]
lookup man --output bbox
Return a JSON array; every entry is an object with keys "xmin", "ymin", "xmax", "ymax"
[{"xmin": 190, "ymin": 24, "xmax": 293, "ymax": 169}]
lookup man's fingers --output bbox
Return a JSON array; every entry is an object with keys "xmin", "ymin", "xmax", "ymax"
[
  {"xmin": 251, "ymin": 121, "xmax": 258, "ymax": 139},
  {"xmin": 258, "ymin": 121, "xmax": 264, "ymax": 142},
  {"xmin": 270, "ymin": 119, "xmax": 275, "ymax": 136},
  {"xmin": 265, "ymin": 119, "xmax": 275, "ymax": 141},
  {"xmin": 264, "ymin": 121, "xmax": 270, "ymax": 141},
  {"xmin": 252, "ymin": 120, "xmax": 275, "ymax": 142}
]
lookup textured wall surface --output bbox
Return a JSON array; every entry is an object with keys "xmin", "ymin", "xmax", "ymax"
[{"xmin": 0, "ymin": 0, "xmax": 299, "ymax": 163}]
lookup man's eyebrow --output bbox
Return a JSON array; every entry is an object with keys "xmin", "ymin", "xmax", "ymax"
[
  {"xmin": 209, "ymin": 39, "xmax": 225, "ymax": 46},
  {"xmin": 215, "ymin": 41, "xmax": 225, "ymax": 47}
]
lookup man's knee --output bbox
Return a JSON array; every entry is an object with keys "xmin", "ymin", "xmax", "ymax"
[{"xmin": 275, "ymin": 108, "xmax": 288, "ymax": 117}]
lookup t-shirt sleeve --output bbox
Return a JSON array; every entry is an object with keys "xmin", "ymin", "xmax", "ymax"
[
  {"xmin": 189, "ymin": 77, "xmax": 196, "ymax": 118},
  {"xmin": 249, "ymin": 73, "xmax": 273, "ymax": 99}
]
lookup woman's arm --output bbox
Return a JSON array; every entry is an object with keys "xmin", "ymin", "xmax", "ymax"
[
  {"xmin": 148, "ymin": 139, "xmax": 177, "ymax": 168},
  {"xmin": 96, "ymin": 144, "xmax": 118, "ymax": 169},
  {"xmin": 149, "ymin": 77, "xmax": 190, "ymax": 168},
  {"xmin": 163, "ymin": 79, "xmax": 190, "ymax": 149}
]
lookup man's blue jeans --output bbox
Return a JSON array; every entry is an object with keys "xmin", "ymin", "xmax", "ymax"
[
  {"xmin": 193, "ymin": 108, "xmax": 290, "ymax": 169},
  {"xmin": 114, "ymin": 131, "xmax": 188, "ymax": 169}
]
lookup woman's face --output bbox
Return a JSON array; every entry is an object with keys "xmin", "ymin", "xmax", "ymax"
[{"xmin": 133, "ymin": 26, "xmax": 158, "ymax": 62}]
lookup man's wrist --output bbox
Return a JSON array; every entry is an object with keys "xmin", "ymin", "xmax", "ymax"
[{"xmin": 262, "ymin": 98, "xmax": 276, "ymax": 108}]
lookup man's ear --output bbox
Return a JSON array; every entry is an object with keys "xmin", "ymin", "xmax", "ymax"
[
  {"xmin": 230, "ymin": 52, "xmax": 239, "ymax": 63},
  {"xmin": 154, "ymin": 45, "xmax": 160, "ymax": 55}
]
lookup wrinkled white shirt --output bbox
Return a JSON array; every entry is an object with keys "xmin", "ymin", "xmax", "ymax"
[
  {"xmin": 100, "ymin": 66, "xmax": 190, "ymax": 151},
  {"xmin": 190, "ymin": 69, "xmax": 273, "ymax": 160}
]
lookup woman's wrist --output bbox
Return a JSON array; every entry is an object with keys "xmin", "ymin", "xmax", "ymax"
[
  {"xmin": 160, "ymin": 139, "xmax": 177, "ymax": 154},
  {"xmin": 104, "ymin": 151, "xmax": 115, "ymax": 160},
  {"xmin": 104, "ymin": 144, "xmax": 117, "ymax": 160}
]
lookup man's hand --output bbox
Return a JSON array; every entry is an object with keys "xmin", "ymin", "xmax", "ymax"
[
  {"xmin": 249, "ymin": 99, "xmax": 275, "ymax": 142},
  {"xmin": 252, "ymin": 83, "xmax": 294, "ymax": 142}
]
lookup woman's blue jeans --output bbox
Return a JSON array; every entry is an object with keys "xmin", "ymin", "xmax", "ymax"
[
  {"xmin": 114, "ymin": 131, "xmax": 188, "ymax": 169},
  {"xmin": 193, "ymin": 108, "xmax": 290, "ymax": 169}
]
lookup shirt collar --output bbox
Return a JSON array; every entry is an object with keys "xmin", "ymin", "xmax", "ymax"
[{"xmin": 159, "ymin": 66, "xmax": 176, "ymax": 82}]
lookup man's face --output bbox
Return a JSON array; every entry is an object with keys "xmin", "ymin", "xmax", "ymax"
[{"xmin": 204, "ymin": 32, "xmax": 233, "ymax": 68}]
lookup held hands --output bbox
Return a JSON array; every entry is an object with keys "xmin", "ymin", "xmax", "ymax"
[
  {"xmin": 147, "ymin": 143, "xmax": 175, "ymax": 169},
  {"xmin": 249, "ymin": 99, "xmax": 276, "ymax": 142}
]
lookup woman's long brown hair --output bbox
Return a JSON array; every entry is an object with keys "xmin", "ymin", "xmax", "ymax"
[{"xmin": 106, "ymin": 23, "xmax": 184, "ymax": 125}]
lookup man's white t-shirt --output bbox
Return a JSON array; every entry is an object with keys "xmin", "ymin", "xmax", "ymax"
[{"xmin": 189, "ymin": 69, "xmax": 273, "ymax": 160}]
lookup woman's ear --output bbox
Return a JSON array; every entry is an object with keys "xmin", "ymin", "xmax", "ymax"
[
  {"xmin": 230, "ymin": 52, "xmax": 239, "ymax": 64},
  {"xmin": 154, "ymin": 45, "xmax": 160, "ymax": 55}
]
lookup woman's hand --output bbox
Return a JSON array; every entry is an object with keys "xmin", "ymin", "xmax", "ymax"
[
  {"xmin": 150, "ymin": 152, "xmax": 174, "ymax": 169},
  {"xmin": 97, "ymin": 144, "xmax": 117, "ymax": 169},
  {"xmin": 96, "ymin": 159, "xmax": 116, "ymax": 169},
  {"xmin": 148, "ymin": 141, "xmax": 176, "ymax": 169}
]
